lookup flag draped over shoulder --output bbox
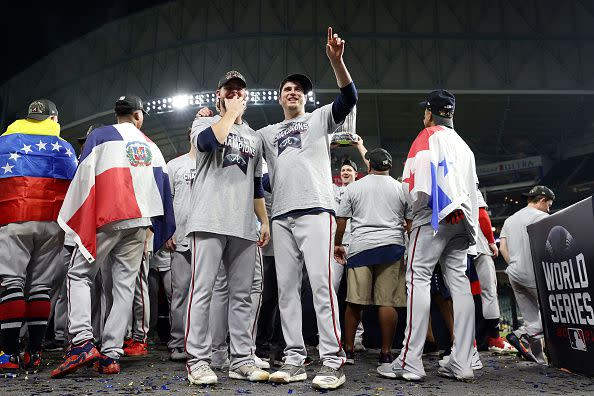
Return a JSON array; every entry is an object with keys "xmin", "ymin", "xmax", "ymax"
[
  {"xmin": 0, "ymin": 119, "xmax": 77, "ymax": 225},
  {"xmin": 58, "ymin": 123, "xmax": 175, "ymax": 263},
  {"xmin": 402, "ymin": 125, "xmax": 478, "ymax": 242}
]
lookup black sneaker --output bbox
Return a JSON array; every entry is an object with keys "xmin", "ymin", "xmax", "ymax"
[
  {"xmin": 304, "ymin": 356, "xmax": 314, "ymax": 366},
  {"xmin": 506, "ymin": 332, "xmax": 537, "ymax": 363},
  {"xmin": 378, "ymin": 351, "xmax": 393, "ymax": 364},
  {"xmin": 45, "ymin": 339, "xmax": 66, "ymax": 352},
  {"xmin": 345, "ymin": 350, "xmax": 355, "ymax": 365}
]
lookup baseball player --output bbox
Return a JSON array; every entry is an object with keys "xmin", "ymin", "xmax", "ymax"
[
  {"xmin": 257, "ymin": 27, "xmax": 357, "ymax": 390},
  {"xmin": 500, "ymin": 185, "xmax": 554, "ymax": 364},
  {"xmin": 184, "ymin": 71, "xmax": 270, "ymax": 385},
  {"xmin": 334, "ymin": 148, "xmax": 408, "ymax": 367},
  {"xmin": 474, "ymin": 190, "xmax": 516, "ymax": 353},
  {"xmin": 0, "ymin": 100, "xmax": 77, "ymax": 375},
  {"xmin": 164, "ymin": 132, "xmax": 196, "ymax": 361},
  {"xmin": 52, "ymin": 95, "xmax": 174, "ymax": 378},
  {"xmin": 378, "ymin": 89, "xmax": 479, "ymax": 382}
]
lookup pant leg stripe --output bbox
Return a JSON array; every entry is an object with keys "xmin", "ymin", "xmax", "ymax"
[{"xmin": 402, "ymin": 227, "xmax": 421, "ymax": 369}]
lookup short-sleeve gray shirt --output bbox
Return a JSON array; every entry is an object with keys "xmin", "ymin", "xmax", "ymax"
[
  {"xmin": 167, "ymin": 153, "xmax": 196, "ymax": 251},
  {"xmin": 337, "ymin": 174, "xmax": 407, "ymax": 258},
  {"xmin": 185, "ymin": 116, "xmax": 263, "ymax": 241}
]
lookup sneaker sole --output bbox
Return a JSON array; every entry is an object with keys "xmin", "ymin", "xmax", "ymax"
[
  {"xmin": 312, "ymin": 374, "xmax": 346, "ymax": 390},
  {"xmin": 488, "ymin": 346, "xmax": 516, "ymax": 355},
  {"xmin": 187, "ymin": 373, "xmax": 218, "ymax": 385},
  {"xmin": 228, "ymin": 371, "xmax": 270, "ymax": 382},
  {"xmin": 345, "ymin": 359, "xmax": 355, "ymax": 365},
  {"xmin": 438, "ymin": 369, "xmax": 474, "ymax": 382},
  {"xmin": 269, "ymin": 372, "xmax": 308, "ymax": 383},
  {"xmin": 376, "ymin": 367, "xmax": 423, "ymax": 381}
]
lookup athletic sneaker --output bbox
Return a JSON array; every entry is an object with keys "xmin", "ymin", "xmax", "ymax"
[
  {"xmin": 312, "ymin": 365, "xmax": 346, "ymax": 390},
  {"xmin": 378, "ymin": 351, "xmax": 393, "ymax": 364},
  {"xmin": 211, "ymin": 357, "xmax": 230, "ymax": 371},
  {"xmin": 487, "ymin": 336, "xmax": 517, "ymax": 354},
  {"xmin": 51, "ymin": 340, "xmax": 100, "ymax": 378},
  {"xmin": 169, "ymin": 348, "xmax": 186, "ymax": 362},
  {"xmin": 229, "ymin": 363, "xmax": 269, "ymax": 382},
  {"xmin": 506, "ymin": 332, "xmax": 537, "ymax": 363},
  {"xmin": 23, "ymin": 351, "xmax": 42, "ymax": 373},
  {"xmin": 44, "ymin": 339, "xmax": 66, "ymax": 352},
  {"xmin": 254, "ymin": 355, "xmax": 270, "ymax": 369},
  {"xmin": 94, "ymin": 355, "xmax": 120, "ymax": 374},
  {"xmin": 269, "ymin": 363, "xmax": 307, "ymax": 383},
  {"xmin": 376, "ymin": 362, "xmax": 423, "ymax": 381},
  {"xmin": 123, "ymin": 340, "xmax": 148, "ymax": 357},
  {"xmin": 437, "ymin": 363, "xmax": 474, "ymax": 382},
  {"xmin": 0, "ymin": 352, "xmax": 20, "ymax": 376},
  {"xmin": 439, "ymin": 348, "xmax": 483, "ymax": 370},
  {"xmin": 345, "ymin": 350, "xmax": 355, "ymax": 365},
  {"xmin": 188, "ymin": 362, "xmax": 218, "ymax": 385}
]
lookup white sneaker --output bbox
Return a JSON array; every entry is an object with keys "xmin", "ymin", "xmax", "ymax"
[
  {"xmin": 254, "ymin": 355, "xmax": 270, "ymax": 369},
  {"xmin": 169, "ymin": 348, "xmax": 186, "ymax": 362},
  {"xmin": 376, "ymin": 362, "xmax": 423, "ymax": 381},
  {"xmin": 269, "ymin": 364, "xmax": 307, "ymax": 383},
  {"xmin": 229, "ymin": 363, "xmax": 269, "ymax": 382},
  {"xmin": 188, "ymin": 362, "xmax": 218, "ymax": 385},
  {"xmin": 439, "ymin": 347, "xmax": 483, "ymax": 370},
  {"xmin": 312, "ymin": 365, "xmax": 346, "ymax": 390}
]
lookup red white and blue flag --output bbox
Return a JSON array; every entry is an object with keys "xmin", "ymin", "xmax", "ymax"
[
  {"xmin": 402, "ymin": 125, "xmax": 478, "ymax": 239},
  {"xmin": 58, "ymin": 123, "xmax": 175, "ymax": 263},
  {"xmin": 0, "ymin": 119, "xmax": 77, "ymax": 225}
]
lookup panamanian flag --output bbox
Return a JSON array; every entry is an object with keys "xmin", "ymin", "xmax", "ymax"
[
  {"xmin": 402, "ymin": 125, "xmax": 478, "ymax": 239},
  {"xmin": 58, "ymin": 122, "xmax": 175, "ymax": 263},
  {"xmin": 0, "ymin": 119, "xmax": 77, "ymax": 226}
]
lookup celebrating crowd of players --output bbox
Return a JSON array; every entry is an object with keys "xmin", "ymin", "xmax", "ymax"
[{"xmin": 0, "ymin": 27, "xmax": 557, "ymax": 390}]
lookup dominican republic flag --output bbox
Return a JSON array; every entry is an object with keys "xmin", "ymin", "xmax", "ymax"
[
  {"xmin": 58, "ymin": 123, "xmax": 175, "ymax": 263},
  {"xmin": 0, "ymin": 119, "xmax": 77, "ymax": 225},
  {"xmin": 402, "ymin": 125, "xmax": 478, "ymax": 240}
]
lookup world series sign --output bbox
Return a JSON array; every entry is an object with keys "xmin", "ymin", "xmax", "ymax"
[{"xmin": 527, "ymin": 196, "xmax": 594, "ymax": 376}]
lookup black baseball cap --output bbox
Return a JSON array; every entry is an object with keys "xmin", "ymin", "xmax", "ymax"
[
  {"xmin": 77, "ymin": 123, "xmax": 104, "ymax": 145},
  {"xmin": 523, "ymin": 185, "xmax": 555, "ymax": 201},
  {"xmin": 341, "ymin": 159, "xmax": 358, "ymax": 173},
  {"xmin": 217, "ymin": 70, "xmax": 247, "ymax": 89},
  {"xmin": 419, "ymin": 89, "xmax": 455, "ymax": 118},
  {"xmin": 27, "ymin": 99, "xmax": 58, "ymax": 121},
  {"xmin": 279, "ymin": 74, "xmax": 313, "ymax": 95},
  {"xmin": 115, "ymin": 95, "xmax": 148, "ymax": 115},
  {"xmin": 365, "ymin": 148, "xmax": 392, "ymax": 171}
]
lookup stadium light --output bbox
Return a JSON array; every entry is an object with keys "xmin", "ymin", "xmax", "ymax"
[{"xmin": 144, "ymin": 89, "xmax": 315, "ymax": 114}]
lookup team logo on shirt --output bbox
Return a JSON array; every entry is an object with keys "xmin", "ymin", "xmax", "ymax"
[
  {"xmin": 183, "ymin": 169, "xmax": 197, "ymax": 183},
  {"xmin": 273, "ymin": 122, "xmax": 308, "ymax": 155},
  {"xmin": 222, "ymin": 133, "xmax": 256, "ymax": 175},
  {"xmin": 126, "ymin": 141, "xmax": 153, "ymax": 167}
]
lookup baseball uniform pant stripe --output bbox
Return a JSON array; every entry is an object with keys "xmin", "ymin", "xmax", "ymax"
[
  {"xmin": 401, "ymin": 227, "xmax": 421, "ymax": 369},
  {"xmin": 184, "ymin": 235, "xmax": 198, "ymax": 374},
  {"xmin": 326, "ymin": 213, "xmax": 343, "ymax": 356}
]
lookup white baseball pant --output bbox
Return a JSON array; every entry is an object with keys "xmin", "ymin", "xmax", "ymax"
[{"xmin": 474, "ymin": 253, "xmax": 500, "ymax": 320}]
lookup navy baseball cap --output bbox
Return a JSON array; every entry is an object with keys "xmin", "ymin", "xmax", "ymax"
[
  {"xmin": 115, "ymin": 95, "xmax": 148, "ymax": 115},
  {"xmin": 365, "ymin": 148, "xmax": 392, "ymax": 171},
  {"xmin": 217, "ymin": 70, "xmax": 247, "ymax": 89},
  {"xmin": 27, "ymin": 99, "xmax": 58, "ymax": 121},
  {"xmin": 523, "ymin": 185, "xmax": 555, "ymax": 201},
  {"xmin": 279, "ymin": 74, "xmax": 313, "ymax": 95},
  {"xmin": 419, "ymin": 89, "xmax": 455, "ymax": 119}
]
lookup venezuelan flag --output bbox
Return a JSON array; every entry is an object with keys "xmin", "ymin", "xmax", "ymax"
[{"xmin": 0, "ymin": 118, "xmax": 77, "ymax": 225}]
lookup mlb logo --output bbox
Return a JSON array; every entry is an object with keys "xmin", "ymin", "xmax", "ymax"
[{"xmin": 568, "ymin": 328, "xmax": 587, "ymax": 352}]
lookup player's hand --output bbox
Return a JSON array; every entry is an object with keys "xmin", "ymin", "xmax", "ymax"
[
  {"xmin": 445, "ymin": 209, "xmax": 465, "ymax": 224},
  {"xmin": 165, "ymin": 237, "xmax": 176, "ymax": 252},
  {"xmin": 334, "ymin": 245, "xmax": 347, "ymax": 265},
  {"xmin": 354, "ymin": 135, "xmax": 364, "ymax": 146},
  {"xmin": 224, "ymin": 96, "xmax": 247, "ymax": 116},
  {"xmin": 326, "ymin": 27, "xmax": 345, "ymax": 64},
  {"xmin": 197, "ymin": 107, "xmax": 213, "ymax": 117},
  {"xmin": 257, "ymin": 222, "xmax": 270, "ymax": 248},
  {"xmin": 489, "ymin": 242, "xmax": 499, "ymax": 258}
]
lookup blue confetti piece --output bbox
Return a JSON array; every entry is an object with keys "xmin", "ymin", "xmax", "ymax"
[
  {"xmin": 161, "ymin": 385, "xmax": 170, "ymax": 390},
  {"xmin": 288, "ymin": 390, "xmax": 293, "ymax": 394}
]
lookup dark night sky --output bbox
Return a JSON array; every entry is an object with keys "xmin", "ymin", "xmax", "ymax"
[{"xmin": 0, "ymin": 0, "xmax": 172, "ymax": 84}]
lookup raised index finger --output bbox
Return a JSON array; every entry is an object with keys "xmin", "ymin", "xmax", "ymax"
[{"xmin": 327, "ymin": 27, "xmax": 333, "ymax": 43}]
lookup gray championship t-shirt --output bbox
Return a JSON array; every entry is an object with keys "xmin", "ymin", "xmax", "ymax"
[
  {"xmin": 257, "ymin": 104, "xmax": 341, "ymax": 218},
  {"xmin": 185, "ymin": 115, "xmax": 262, "ymax": 241},
  {"xmin": 337, "ymin": 174, "xmax": 407, "ymax": 258},
  {"xmin": 167, "ymin": 153, "xmax": 197, "ymax": 252},
  {"xmin": 500, "ymin": 206, "xmax": 549, "ymax": 288}
]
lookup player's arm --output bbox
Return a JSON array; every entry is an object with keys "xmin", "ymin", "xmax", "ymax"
[
  {"xmin": 326, "ymin": 27, "xmax": 358, "ymax": 126},
  {"xmin": 354, "ymin": 135, "xmax": 369, "ymax": 169},
  {"xmin": 254, "ymin": 198, "xmax": 270, "ymax": 248},
  {"xmin": 499, "ymin": 237, "xmax": 510, "ymax": 264},
  {"xmin": 191, "ymin": 97, "xmax": 245, "ymax": 151},
  {"xmin": 334, "ymin": 217, "xmax": 349, "ymax": 265},
  {"xmin": 478, "ymin": 207, "xmax": 498, "ymax": 257}
]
